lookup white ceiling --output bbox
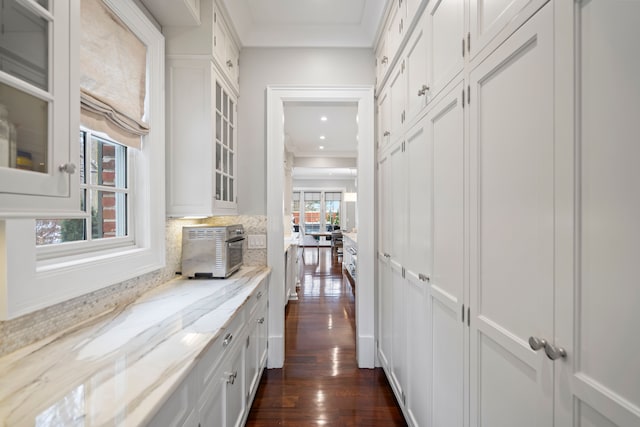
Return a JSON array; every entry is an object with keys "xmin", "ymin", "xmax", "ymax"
[
  {"xmin": 221, "ymin": 0, "xmax": 387, "ymax": 47},
  {"xmin": 284, "ymin": 102, "xmax": 358, "ymax": 158}
]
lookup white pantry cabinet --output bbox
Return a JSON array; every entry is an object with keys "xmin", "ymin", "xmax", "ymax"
[
  {"xmin": 468, "ymin": 4, "xmax": 555, "ymax": 425},
  {"xmin": 166, "ymin": 57, "xmax": 238, "ymax": 217},
  {"xmin": 377, "ymin": 0, "xmax": 640, "ymax": 426},
  {"xmin": 0, "ymin": 0, "xmax": 78, "ymax": 216}
]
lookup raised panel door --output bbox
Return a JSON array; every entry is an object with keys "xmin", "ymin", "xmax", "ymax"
[
  {"xmin": 389, "ymin": 141, "xmax": 406, "ymax": 263},
  {"xmin": 377, "ymin": 87, "xmax": 391, "ymax": 150},
  {"xmin": 556, "ymin": 2, "xmax": 640, "ymax": 426},
  {"xmin": 405, "ymin": 273, "xmax": 429, "ymax": 427},
  {"xmin": 429, "ymin": 81, "xmax": 465, "ymax": 427},
  {"xmin": 426, "ymin": 0, "xmax": 464, "ymax": 101},
  {"xmin": 469, "ymin": 0, "xmax": 549, "ymax": 60},
  {"xmin": 390, "ymin": 259, "xmax": 406, "ymax": 399},
  {"xmin": 469, "ymin": 5, "xmax": 554, "ymax": 426},
  {"xmin": 225, "ymin": 349, "xmax": 245, "ymax": 427},
  {"xmin": 404, "ymin": 117, "xmax": 432, "ymax": 278},
  {"xmin": 389, "ymin": 64, "xmax": 406, "ymax": 146},
  {"xmin": 404, "ymin": 13, "xmax": 428, "ymax": 127}
]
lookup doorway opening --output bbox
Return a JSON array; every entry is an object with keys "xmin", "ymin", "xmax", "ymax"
[{"xmin": 266, "ymin": 86, "xmax": 375, "ymax": 369}]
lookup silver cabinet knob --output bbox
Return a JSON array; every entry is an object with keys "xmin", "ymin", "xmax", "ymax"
[
  {"xmin": 223, "ymin": 332, "xmax": 233, "ymax": 347},
  {"xmin": 383, "ymin": 131, "xmax": 390, "ymax": 137},
  {"xmin": 381, "ymin": 56, "xmax": 389, "ymax": 65},
  {"xmin": 529, "ymin": 336, "xmax": 547, "ymax": 351},
  {"xmin": 58, "ymin": 163, "xmax": 77, "ymax": 174},
  {"xmin": 417, "ymin": 84, "xmax": 430, "ymax": 96},
  {"xmin": 544, "ymin": 343, "xmax": 567, "ymax": 360},
  {"xmin": 225, "ymin": 370, "xmax": 237, "ymax": 384},
  {"xmin": 257, "ymin": 317, "xmax": 265, "ymax": 324},
  {"xmin": 226, "ymin": 59, "xmax": 233, "ymax": 68},
  {"xmin": 418, "ymin": 273, "xmax": 430, "ymax": 282}
]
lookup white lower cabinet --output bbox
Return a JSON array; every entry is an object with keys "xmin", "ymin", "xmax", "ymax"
[{"xmin": 147, "ymin": 279, "xmax": 268, "ymax": 427}]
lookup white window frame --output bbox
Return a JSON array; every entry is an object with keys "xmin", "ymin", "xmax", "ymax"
[
  {"xmin": 36, "ymin": 128, "xmax": 135, "ymax": 261},
  {"xmin": 0, "ymin": 0, "xmax": 165, "ymax": 320},
  {"xmin": 294, "ymin": 188, "xmax": 345, "ymax": 234}
]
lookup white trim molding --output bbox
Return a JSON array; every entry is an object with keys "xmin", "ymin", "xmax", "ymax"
[{"xmin": 266, "ymin": 85, "xmax": 375, "ymax": 368}]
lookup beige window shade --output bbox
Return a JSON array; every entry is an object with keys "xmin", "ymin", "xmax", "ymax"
[{"xmin": 80, "ymin": 0, "xmax": 148, "ymax": 149}]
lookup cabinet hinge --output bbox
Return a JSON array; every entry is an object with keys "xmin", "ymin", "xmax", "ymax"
[
  {"xmin": 467, "ymin": 85, "xmax": 471, "ymax": 104},
  {"xmin": 402, "ymin": 391, "xmax": 406, "ymax": 405},
  {"xmin": 467, "ymin": 32, "xmax": 471, "ymax": 53},
  {"xmin": 462, "ymin": 38, "xmax": 465, "ymax": 58},
  {"xmin": 462, "ymin": 88, "xmax": 465, "ymax": 108},
  {"xmin": 401, "ymin": 60, "xmax": 405, "ymax": 73},
  {"xmin": 402, "ymin": 267, "xmax": 405, "ymax": 279},
  {"xmin": 462, "ymin": 304, "xmax": 465, "ymax": 323},
  {"xmin": 467, "ymin": 306, "xmax": 470, "ymax": 327},
  {"xmin": 214, "ymin": 36, "xmax": 217, "ymax": 47},
  {"xmin": 214, "ymin": 12, "xmax": 217, "ymax": 23}
]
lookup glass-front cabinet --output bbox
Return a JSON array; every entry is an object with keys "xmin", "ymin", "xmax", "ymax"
[
  {"xmin": 0, "ymin": 0, "xmax": 78, "ymax": 216},
  {"xmin": 214, "ymin": 80, "xmax": 236, "ymax": 209}
]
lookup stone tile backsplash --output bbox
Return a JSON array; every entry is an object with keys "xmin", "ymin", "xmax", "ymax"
[{"xmin": 0, "ymin": 215, "xmax": 267, "ymax": 357}]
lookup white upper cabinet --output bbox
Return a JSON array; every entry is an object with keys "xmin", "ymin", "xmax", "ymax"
[
  {"xmin": 388, "ymin": 62, "xmax": 406, "ymax": 146},
  {"xmin": 469, "ymin": 0, "xmax": 549, "ymax": 61},
  {"xmin": 164, "ymin": 0, "xmax": 240, "ymax": 93},
  {"xmin": 426, "ymin": 0, "xmax": 464, "ymax": 100},
  {"xmin": 403, "ymin": 12, "xmax": 428, "ymax": 128},
  {"xmin": 0, "ymin": 0, "xmax": 78, "ymax": 217},
  {"xmin": 166, "ymin": 58, "xmax": 237, "ymax": 217}
]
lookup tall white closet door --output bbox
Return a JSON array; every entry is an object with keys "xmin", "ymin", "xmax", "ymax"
[
  {"xmin": 404, "ymin": 116, "xmax": 433, "ymax": 427},
  {"xmin": 429, "ymin": 81, "xmax": 465, "ymax": 427},
  {"xmin": 556, "ymin": 2, "xmax": 640, "ymax": 426},
  {"xmin": 469, "ymin": 4, "xmax": 554, "ymax": 427},
  {"xmin": 377, "ymin": 154, "xmax": 393, "ymax": 370},
  {"xmin": 389, "ymin": 65, "xmax": 406, "ymax": 144}
]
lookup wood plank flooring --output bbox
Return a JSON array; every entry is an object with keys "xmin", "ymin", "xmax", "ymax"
[{"xmin": 246, "ymin": 247, "xmax": 406, "ymax": 426}]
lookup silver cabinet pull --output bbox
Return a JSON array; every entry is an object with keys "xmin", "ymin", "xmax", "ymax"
[
  {"xmin": 225, "ymin": 370, "xmax": 237, "ymax": 384},
  {"xmin": 58, "ymin": 163, "xmax": 77, "ymax": 174},
  {"xmin": 418, "ymin": 273, "xmax": 430, "ymax": 282},
  {"xmin": 528, "ymin": 336, "xmax": 547, "ymax": 351},
  {"xmin": 226, "ymin": 59, "xmax": 233, "ymax": 68},
  {"xmin": 417, "ymin": 84, "xmax": 430, "ymax": 96},
  {"xmin": 383, "ymin": 130, "xmax": 390, "ymax": 137},
  {"xmin": 381, "ymin": 56, "xmax": 389, "ymax": 65},
  {"xmin": 257, "ymin": 291, "xmax": 263, "ymax": 299},
  {"xmin": 544, "ymin": 342, "xmax": 567, "ymax": 360},
  {"xmin": 223, "ymin": 332, "xmax": 233, "ymax": 347},
  {"xmin": 383, "ymin": 253, "xmax": 391, "ymax": 258},
  {"xmin": 257, "ymin": 317, "xmax": 265, "ymax": 324}
]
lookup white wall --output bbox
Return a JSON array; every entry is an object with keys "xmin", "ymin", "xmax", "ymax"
[{"xmin": 237, "ymin": 48, "xmax": 375, "ymax": 214}]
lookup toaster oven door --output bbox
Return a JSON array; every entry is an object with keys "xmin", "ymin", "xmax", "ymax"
[{"xmin": 226, "ymin": 239, "xmax": 244, "ymax": 274}]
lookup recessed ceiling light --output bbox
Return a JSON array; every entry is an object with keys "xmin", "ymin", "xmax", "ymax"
[
  {"xmin": 319, "ymin": 135, "xmax": 326, "ymax": 140},
  {"xmin": 321, "ymin": 116, "xmax": 328, "ymax": 121},
  {"xmin": 319, "ymin": 145, "xmax": 325, "ymax": 150}
]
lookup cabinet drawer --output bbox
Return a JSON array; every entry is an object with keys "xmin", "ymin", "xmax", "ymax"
[
  {"xmin": 247, "ymin": 279, "xmax": 267, "ymax": 318},
  {"xmin": 198, "ymin": 309, "xmax": 244, "ymax": 390}
]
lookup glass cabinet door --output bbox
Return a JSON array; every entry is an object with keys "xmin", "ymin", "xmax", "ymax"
[
  {"xmin": 0, "ymin": 0, "xmax": 76, "ymax": 213},
  {"xmin": 0, "ymin": 0, "xmax": 49, "ymax": 173},
  {"xmin": 214, "ymin": 79, "xmax": 236, "ymax": 207}
]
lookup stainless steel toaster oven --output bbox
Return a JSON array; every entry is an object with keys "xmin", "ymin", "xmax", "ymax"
[{"xmin": 181, "ymin": 225, "xmax": 245, "ymax": 278}]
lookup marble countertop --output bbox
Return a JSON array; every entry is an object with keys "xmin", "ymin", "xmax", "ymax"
[
  {"xmin": 0, "ymin": 266, "xmax": 271, "ymax": 427},
  {"xmin": 343, "ymin": 232, "xmax": 357, "ymax": 245}
]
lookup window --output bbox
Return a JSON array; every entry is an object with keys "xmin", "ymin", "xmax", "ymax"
[
  {"xmin": 296, "ymin": 190, "xmax": 344, "ymax": 234},
  {"xmin": 324, "ymin": 192, "xmax": 341, "ymax": 230},
  {"xmin": 35, "ymin": 130, "xmax": 131, "ymax": 254}
]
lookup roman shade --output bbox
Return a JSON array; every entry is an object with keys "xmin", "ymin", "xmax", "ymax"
[{"xmin": 80, "ymin": 0, "xmax": 148, "ymax": 149}]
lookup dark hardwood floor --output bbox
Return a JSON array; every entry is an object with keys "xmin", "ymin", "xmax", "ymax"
[{"xmin": 246, "ymin": 246, "xmax": 406, "ymax": 426}]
